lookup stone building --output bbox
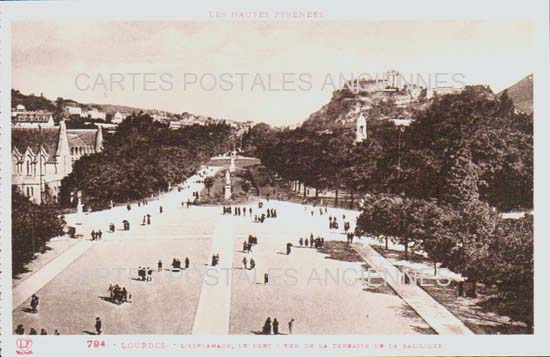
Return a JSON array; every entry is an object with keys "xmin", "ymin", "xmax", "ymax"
[
  {"xmin": 11, "ymin": 120, "xmax": 103, "ymax": 204},
  {"xmin": 11, "ymin": 105, "xmax": 55, "ymax": 128}
]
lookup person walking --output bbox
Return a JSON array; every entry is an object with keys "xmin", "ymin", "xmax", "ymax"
[
  {"xmin": 264, "ymin": 273, "xmax": 269, "ymax": 285},
  {"xmin": 242, "ymin": 256, "xmax": 248, "ymax": 270},
  {"xmin": 95, "ymin": 317, "xmax": 102, "ymax": 335},
  {"xmin": 158, "ymin": 260, "xmax": 163, "ymax": 272},
  {"xmin": 263, "ymin": 317, "xmax": 272, "ymax": 335},
  {"xmin": 273, "ymin": 318, "xmax": 279, "ymax": 334},
  {"xmin": 30, "ymin": 294, "xmax": 39, "ymax": 314},
  {"xmin": 288, "ymin": 318, "xmax": 295, "ymax": 334},
  {"xmin": 185, "ymin": 257, "xmax": 190, "ymax": 269}
]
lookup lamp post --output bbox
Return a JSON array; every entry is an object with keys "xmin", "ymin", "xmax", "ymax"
[{"xmin": 397, "ymin": 126, "xmax": 405, "ymax": 182}]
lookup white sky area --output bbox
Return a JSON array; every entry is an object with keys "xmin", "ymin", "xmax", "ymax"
[{"xmin": 12, "ymin": 20, "xmax": 533, "ymax": 126}]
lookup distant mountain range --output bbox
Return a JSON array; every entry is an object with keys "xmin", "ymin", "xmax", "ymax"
[{"xmin": 498, "ymin": 74, "xmax": 533, "ymax": 114}]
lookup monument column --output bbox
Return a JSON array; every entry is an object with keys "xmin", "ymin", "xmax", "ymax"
[{"xmin": 224, "ymin": 170, "xmax": 232, "ymax": 200}]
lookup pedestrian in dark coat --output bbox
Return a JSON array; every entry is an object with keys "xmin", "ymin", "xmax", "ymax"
[
  {"xmin": 273, "ymin": 318, "xmax": 279, "ymax": 334},
  {"xmin": 263, "ymin": 317, "xmax": 272, "ymax": 334},
  {"xmin": 95, "ymin": 317, "xmax": 102, "ymax": 335}
]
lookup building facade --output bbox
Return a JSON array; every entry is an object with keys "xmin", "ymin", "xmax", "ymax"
[
  {"xmin": 11, "ymin": 105, "xmax": 55, "ymax": 128},
  {"xmin": 12, "ymin": 120, "xmax": 103, "ymax": 204}
]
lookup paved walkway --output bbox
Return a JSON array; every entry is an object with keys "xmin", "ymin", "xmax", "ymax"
[
  {"xmin": 12, "ymin": 166, "xmax": 220, "ymax": 311},
  {"xmin": 353, "ymin": 242, "xmax": 474, "ymax": 335},
  {"xmin": 192, "ymin": 215, "xmax": 235, "ymax": 334},
  {"xmin": 12, "ymin": 239, "xmax": 93, "ymax": 310}
]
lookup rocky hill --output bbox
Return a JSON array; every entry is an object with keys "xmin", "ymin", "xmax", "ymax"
[
  {"xmin": 301, "ymin": 72, "xmax": 428, "ymax": 131},
  {"xmin": 498, "ymin": 74, "xmax": 533, "ymax": 114},
  {"xmin": 301, "ymin": 71, "xmax": 529, "ymax": 132}
]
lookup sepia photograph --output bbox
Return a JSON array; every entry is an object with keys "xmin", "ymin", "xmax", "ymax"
[{"xmin": 1, "ymin": 2, "xmax": 546, "ymax": 355}]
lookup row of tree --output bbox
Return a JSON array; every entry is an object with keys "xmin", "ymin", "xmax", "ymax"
[
  {"xmin": 243, "ymin": 87, "xmax": 532, "ymax": 211},
  {"xmin": 243, "ymin": 86, "xmax": 533, "ymax": 329},
  {"xmin": 12, "ymin": 187, "xmax": 65, "ymax": 276},
  {"xmin": 355, "ymin": 193, "xmax": 533, "ymax": 330},
  {"xmin": 60, "ymin": 114, "xmax": 234, "ymax": 210}
]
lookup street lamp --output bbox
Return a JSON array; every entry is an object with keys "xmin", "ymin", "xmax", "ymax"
[{"xmin": 397, "ymin": 125, "xmax": 406, "ymax": 183}]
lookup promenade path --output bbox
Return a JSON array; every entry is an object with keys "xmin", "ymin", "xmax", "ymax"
[
  {"xmin": 12, "ymin": 167, "xmax": 220, "ymax": 312},
  {"xmin": 191, "ymin": 215, "xmax": 235, "ymax": 334},
  {"xmin": 12, "ymin": 165, "xmax": 471, "ymax": 335},
  {"xmin": 353, "ymin": 243, "xmax": 473, "ymax": 335}
]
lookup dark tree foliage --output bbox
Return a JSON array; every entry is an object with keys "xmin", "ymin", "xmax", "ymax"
[
  {"xmin": 484, "ymin": 214, "xmax": 534, "ymax": 329},
  {"xmin": 12, "ymin": 187, "xmax": 65, "ymax": 277},
  {"xmin": 60, "ymin": 114, "xmax": 233, "ymax": 210},
  {"xmin": 254, "ymin": 86, "xmax": 533, "ymax": 327},
  {"xmin": 402, "ymin": 87, "xmax": 532, "ymax": 210}
]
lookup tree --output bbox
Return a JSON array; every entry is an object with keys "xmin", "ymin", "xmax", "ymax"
[
  {"xmin": 484, "ymin": 214, "xmax": 533, "ymax": 330},
  {"xmin": 60, "ymin": 114, "xmax": 234, "ymax": 209},
  {"xmin": 204, "ymin": 177, "xmax": 214, "ymax": 196},
  {"xmin": 12, "ymin": 187, "xmax": 65, "ymax": 277}
]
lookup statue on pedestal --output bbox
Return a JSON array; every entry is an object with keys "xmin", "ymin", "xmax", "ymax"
[
  {"xmin": 355, "ymin": 113, "xmax": 367, "ymax": 143},
  {"xmin": 224, "ymin": 171, "xmax": 232, "ymax": 200},
  {"xmin": 225, "ymin": 170, "xmax": 231, "ymax": 185},
  {"xmin": 76, "ymin": 191, "xmax": 83, "ymax": 214}
]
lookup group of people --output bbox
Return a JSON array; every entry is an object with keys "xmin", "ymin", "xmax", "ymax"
[
  {"xmin": 168, "ymin": 257, "xmax": 189, "ymax": 271},
  {"xmin": 222, "ymin": 206, "xmax": 253, "ymax": 216},
  {"xmin": 241, "ymin": 256, "xmax": 256, "ymax": 270},
  {"xmin": 142, "ymin": 214, "xmax": 152, "ymax": 225},
  {"xmin": 137, "ymin": 266, "xmax": 153, "ymax": 281},
  {"xmin": 192, "ymin": 191, "xmax": 200, "ymax": 201},
  {"xmin": 107, "ymin": 283, "xmax": 130, "ymax": 304},
  {"xmin": 299, "ymin": 234, "xmax": 325, "ymax": 249},
  {"xmin": 242, "ymin": 240, "xmax": 254, "ymax": 253},
  {"xmin": 254, "ymin": 207, "xmax": 278, "ymax": 223},
  {"xmin": 261, "ymin": 317, "xmax": 295, "ymax": 335},
  {"xmin": 90, "ymin": 229, "xmax": 103, "ymax": 241},
  {"xmin": 15, "ymin": 325, "xmax": 59, "ymax": 335},
  {"xmin": 242, "ymin": 234, "xmax": 258, "ymax": 253},
  {"xmin": 329, "ymin": 216, "xmax": 339, "ymax": 229}
]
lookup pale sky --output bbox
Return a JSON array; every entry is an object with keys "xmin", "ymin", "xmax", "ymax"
[{"xmin": 12, "ymin": 20, "xmax": 533, "ymax": 126}]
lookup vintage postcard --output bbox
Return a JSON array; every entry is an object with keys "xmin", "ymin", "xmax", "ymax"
[{"xmin": 0, "ymin": 1, "xmax": 548, "ymax": 356}]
